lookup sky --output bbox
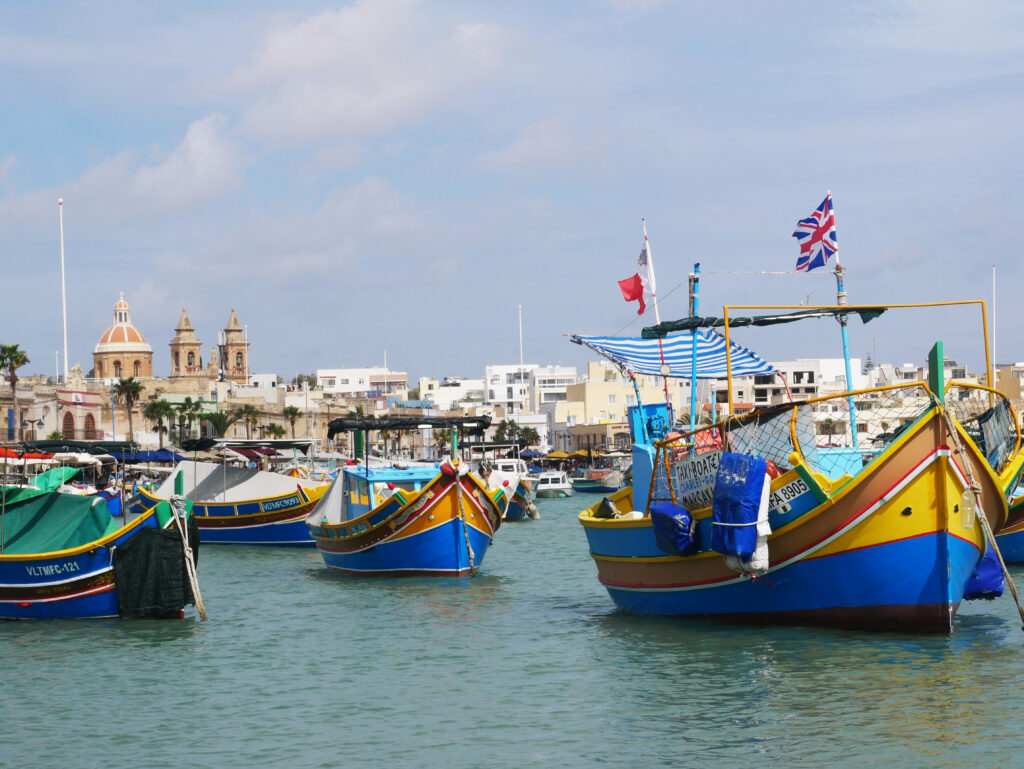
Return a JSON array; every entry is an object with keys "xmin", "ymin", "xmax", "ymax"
[{"xmin": 2, "ymin": 1, "xmax": 1023, "ymax": 383}]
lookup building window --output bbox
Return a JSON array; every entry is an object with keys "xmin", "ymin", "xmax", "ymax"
[
  {"xmin": 187, "ymin": 352, "xmax": 195, "ymax": 366},
  {"xmin": 62, "ymin": 412, "xmax": 75, "ymax": 439},
  {"xmin": 114, "ymin": 361, "xmax": 122, "ymax": 377},
  {"xmin": 608, "ymin": 395, "xmax": 616, "ymax": 404},
  {"xmin": 235, "ymin": 352, "xmax": 243, "ymax": 367},
  {"xmin": 133, "ymin": 361, "xmax": 140, "ymax": 377}
]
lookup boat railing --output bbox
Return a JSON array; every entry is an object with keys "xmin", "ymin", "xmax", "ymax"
[{"xmin": 943, "ymin": 381, "xmax": 1020, "ymax": 473}]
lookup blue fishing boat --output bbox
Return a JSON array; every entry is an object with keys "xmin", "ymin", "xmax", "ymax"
[
  {"xmin": 572, "ymin": 468, "xmax": 625, "ymax": 494},
  {"xmin": 481, "ymin": 455, "xmax": 538, "ymax": 521},
  {"xmin": 573, "ymin": 305, "xmax": 1023, "ymax": 632},
  {"xmin": 0, "ymin": 488, "xmax": 200, "ymax": 620},
  {"xmin": 307, "ymin": 416, "xmax": 504, "ymax": 576},
  {"xmin": 130, "ymin": 439, "xmax": 330, "ymax": 546},
  {"xmin": 994, "ymin": 493, "xmax": 1024, "ymax": 562}
]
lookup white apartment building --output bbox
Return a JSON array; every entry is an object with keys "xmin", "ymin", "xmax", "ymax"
[
  {"xmin": 530, "ymin": 365, "xmax": 577, "ymax": 412},
  {"xmin": 317, "ymin": 367, "xmax": 408, "ymax": 398},
  {"xmin": 484, "ymin": 364, "xmax": 538, "ymax": 414},
  {"xmin": 417, "ymin": 376, "xmax": 485, "ymax": 411}
]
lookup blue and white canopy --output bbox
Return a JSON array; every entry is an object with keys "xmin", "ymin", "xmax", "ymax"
[{"xmin": 572, "ymin": 329, "xmax": 776, "ymax": 379}]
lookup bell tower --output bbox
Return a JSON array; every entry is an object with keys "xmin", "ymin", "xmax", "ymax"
[
  {"xmin": 219, "ymin": 308, "xmax": 249, "ymax": 385},
  {"xmin": 169, "ymin": 308, "xmax": 203, "ymax": 378}
]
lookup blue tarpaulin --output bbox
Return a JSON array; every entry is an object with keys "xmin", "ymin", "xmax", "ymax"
[
  {"xmin": 572, "ymin": 330, "xmax": 776, "ymax": 379},
  {"xmin": 107, "ymin": 449, "xmax": 184, "ymax": 463}
]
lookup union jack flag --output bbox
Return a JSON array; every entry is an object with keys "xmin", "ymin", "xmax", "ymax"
[{"xmin": 792, "ymin": 193, "xmax": 838, "ymax": 272}]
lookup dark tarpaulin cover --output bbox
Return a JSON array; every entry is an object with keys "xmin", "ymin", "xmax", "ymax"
[
  {"xmin": 642, "ymin": 307, "xmax": 887, "ymax": 339},
  {"xmin": 19, "ymin": 439, "xmax": 141, "ymax": 455},
  {"xmin": 113, "ymin": 516, "xmax": 200, "ymax": 618},
  {"xmin": 650, "ymin": 500, "xmax": 699, "ymax": 557},
  {"xmin": 327, "ymin": 415, "xmax": 492, "ymax": 440},
  {"xmin": 180, "ymin": 438, "xmax": 313, "ymax": 454}
]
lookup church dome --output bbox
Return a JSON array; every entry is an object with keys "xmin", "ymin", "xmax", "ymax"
[{"xmin": 93, "ymin": 293, "xmax": 153, "ymax": 355}]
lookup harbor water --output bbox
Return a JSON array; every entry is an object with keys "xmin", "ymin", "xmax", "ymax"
[{"xmin": 3, "ymin": 494, "xmax": 1024, "ymax": 768}]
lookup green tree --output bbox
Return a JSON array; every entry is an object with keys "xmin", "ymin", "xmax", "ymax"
[
  {"xmin": 282, "ymin": 405, "xmax": 303, "ymax": 438},
  {"xmin": 434, "ymin": 427, "xmax": 452, "ymax": 456},
  {"xmin": 234, "ymin": 404, "xmax": 261, "ymax": 439},
  {"xmin": 819, "ymin": 417, "xmax": 841, "ymax": 446},
  {"xmin": 47, "ymin": 430, "xmax": 63, "ymax": 440},
  {"xmin": 519, "ymin": 426, "xmax": 540, "ymax": 448},
  {"xmin": 0, "ymin": 344, "xmax": 30, "ymax": 441},
  {"xmin": 265, "ymin": 422, "xmax": 286, "ymax": 438},
  {"xmin": 113, "ymin": 377, "xmax": 144, "ymax": 443},
  {"xmin": 174, "ymin": 397, "xmax": 201, "ymax": 442},
  {"xmin": 203, "ymin": 410, "xmax": 241, "ymax": 439},
  {"xmin": 143, "ymin": 398, "xmax": 176, "ymax": 449},
  {"xmin": 494, "ymin": 418, "xmax": 519, "ymax": 443}
]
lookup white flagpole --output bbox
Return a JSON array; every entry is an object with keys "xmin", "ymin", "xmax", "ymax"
[
  {"xmin": 641, "ymin": 218, "xmax": 661, "ymax": 326},
  {"xmin": 58, "ymin": 198, "xmax": 69, "ymax": 382},
  {"xmin": 642, "ymin": 219, "xmax": 673, "ymax": 420}
]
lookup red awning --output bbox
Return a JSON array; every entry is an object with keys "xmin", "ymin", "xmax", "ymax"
[{"xmin": 0, "ymin": 448, "xmax": 54, "ymax": 459}]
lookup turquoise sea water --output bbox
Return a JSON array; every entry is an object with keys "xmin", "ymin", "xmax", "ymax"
[{"xmin": 3, "ymin": 495, "xmax": 1024, "ymax": 769}]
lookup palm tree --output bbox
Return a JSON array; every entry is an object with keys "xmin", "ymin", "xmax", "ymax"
[
  {"xmin": 234, "ymin": 404, "xmax": 261, "ymax": 439},
  {"xmin": 282, "ymin": 405, "xmax": 302, "ymax": 438},
  {"xmin": 203, "ymin": 410, "xmax": 241, "ymax": 438},
  {"xmin": 265, "ymin": 423, "xmax": 286, "ymax": 438},
  {"xmin": 143, "ymin": 399, "xmax": 175, "ymax": 449},
  {"xmin": 0, "ymin": 344, "xmax": 30, "ymax": 441},
  {"xmin": 434, "ymin": 427, "xmax": 453, "ymax": 457},
  {"xmin": 174, "ymin": 397, "xmax": 201, "ymax": 442},
  {"xmin": 520, "ymin": 426, "xmax": 540, "ymax": 448},
  {"xmin": 113, "ymin": 377, "xmax": 144, "ymax": 443}
]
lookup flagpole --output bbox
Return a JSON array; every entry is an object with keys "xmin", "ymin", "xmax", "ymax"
[
  {"xmin": 688, "ymin": 263, "xmax": 700, "ymax": 432},
  {"xmin": 642, "ymin": 219, "xmax": 674, "ymax": 423},
  {"xmin": 992, "ymin": 265, "xmax": 997, "ymax": 376},
  {"xmin": 832, "ymin": 210, "xmax": 858, "ymax": 448},
  {"xmin": 58, "ymin": 198, "xmax": 68, "ymax": 382}
]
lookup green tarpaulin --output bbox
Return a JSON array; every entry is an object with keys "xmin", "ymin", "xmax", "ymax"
[{"xmin": 0, "ymin": 492, "xmax": 118, "ymax": 555}]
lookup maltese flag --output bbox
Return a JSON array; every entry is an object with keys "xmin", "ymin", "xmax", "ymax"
[{"xmin": 618, "ymin": 236, "xmax": 654, "ymax": 315}]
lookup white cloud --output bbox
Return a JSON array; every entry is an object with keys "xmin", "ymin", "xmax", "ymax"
[
  {"xmin": 0, "ymin": 115, "xmax": 243, "ymax": 226},
  {"xmin": 231, "ymin": 0, "xmax": 502, "ymax": 146},
  {"xmin": 196, "ymin": 176, "xmax": 426, "ymax": 282},
  {"xmin": 476, "ymin": 118, "xmax": 609, "ymax": 175},
  {"xmin": 839, "ymin": 1, "xmax": 1024, "ymax": 56},
  {"xmin": 0, "ymin": 155, "xmax": 16, "ymax": 187}
]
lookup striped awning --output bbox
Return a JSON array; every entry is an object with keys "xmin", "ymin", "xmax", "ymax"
[{"xmin": 572, "ymin": 329, "xmax": 776, "ymax": 379}]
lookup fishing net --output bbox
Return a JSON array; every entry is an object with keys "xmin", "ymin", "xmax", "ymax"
[{"xmin": 648, "ymin": 383, "xmax": 940, "ymax": 510}]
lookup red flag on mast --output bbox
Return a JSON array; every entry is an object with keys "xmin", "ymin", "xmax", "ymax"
[{"xmin": 618, "ymin": 273, "xmax": 646, "ymax": 314}]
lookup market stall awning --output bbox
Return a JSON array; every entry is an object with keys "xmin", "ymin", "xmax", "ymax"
[{"xmin": 571, "ymin": 329, "xmax": 775, "ymax": 379}]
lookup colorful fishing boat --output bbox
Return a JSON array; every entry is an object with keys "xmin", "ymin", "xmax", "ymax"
[
  {"xmin": 0, "ymin": 488, "xmax": 200, "ymax": 619},
  {"xmin": 485, "ymin": 456, "xmax": 538, "ymax": 521},
  {"xmin": 572, "ymin": 468, "xmax": 625, "ymax": 494},
  {"xmin": 307, "ymin": 415, "xmax": 503, "ymax": 575},
  {"xmin": 130, "ymin": 439, "xmax": 329, "ymax": 545},
  {"xmin": 573, "ymin": 305, "xmax": 1024, "ymax": 632},
  {"xmin": 994, "ymin": 492, "xmax": 1024, "ymax": 562}
]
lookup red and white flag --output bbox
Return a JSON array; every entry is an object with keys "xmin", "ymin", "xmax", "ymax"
[{"xmin": 618, "ymin": 232, "xmax": 655, "ymax": 315}]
